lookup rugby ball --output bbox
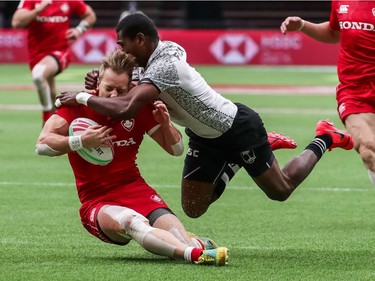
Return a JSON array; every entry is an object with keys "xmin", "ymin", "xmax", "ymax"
[{"xmin": 69, "ymin": 118, "xmax": 114, "ymax": 166}]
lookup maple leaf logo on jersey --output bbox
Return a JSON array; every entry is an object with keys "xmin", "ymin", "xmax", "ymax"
[
  {"xmin": 60, "ymin": 3, "xmax": 69, "ymax": 13},
  {"xmin": 121, "ymin": 119, "xmax": 135, "ymax": 131}
]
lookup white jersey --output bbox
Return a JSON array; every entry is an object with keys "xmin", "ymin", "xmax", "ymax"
[{"xmin": 139, "ymin": 41, "xmax": 238, "ymax": 138}]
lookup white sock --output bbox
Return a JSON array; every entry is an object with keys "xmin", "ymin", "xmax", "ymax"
[
  {"xmin": 183, "ymin": 247, "xmax": 194, "ymax": 262},
  {"xmin": 368, "ymin": 170, "xmax": 375, "ymax": 186}
]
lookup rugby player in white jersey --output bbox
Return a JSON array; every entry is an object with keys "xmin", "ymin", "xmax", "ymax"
[{"xmin": 57, "ymin": 12, "xmax": 353, "ymax": 219}]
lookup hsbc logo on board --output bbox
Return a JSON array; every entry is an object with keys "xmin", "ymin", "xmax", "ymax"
[
  {"xmin": 210, "ymin": 34, "xmax": 259, "ymax": 64},
  {"xmin": 72, "ymin": 33, "xmax": 117, "ymax": 63}
]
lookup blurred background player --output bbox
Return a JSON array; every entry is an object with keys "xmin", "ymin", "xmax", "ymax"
[
  {"xmin": 280, "ymin": 1, "xmax": 375, "ymax": 187},
  {"xmin": 36, "ymin": 49, "xmax": 228, "ymax": 266},
  {"xmin": 12, "ymin": 0, "xmax": 96, "ymax": 125}
]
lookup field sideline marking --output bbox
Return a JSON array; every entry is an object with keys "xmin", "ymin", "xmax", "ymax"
[
  {"xmin": 0, "ymin": 104, "xmax": 336, "ymax": 115},
  {"xmin": 0, "ymin": 181, "xmax": 372, "ymax": 192}
]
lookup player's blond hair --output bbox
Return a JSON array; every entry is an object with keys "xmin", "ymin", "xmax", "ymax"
[{"xmin": 98, "ymin": 49, "xmax": 135, "ymax": 80}]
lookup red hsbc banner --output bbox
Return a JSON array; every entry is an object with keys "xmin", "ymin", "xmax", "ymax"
[{"xmin": 0, "ymin": 28, "xmax": 339, "ymax": 65}]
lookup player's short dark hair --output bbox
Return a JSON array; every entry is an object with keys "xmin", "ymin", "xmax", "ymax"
[
  {"xmin": 98, "ymin": 49, "xmax": 135, "ymax": 80},
  {"xmin": 116, "ymin": 11, "xmax": 159, "ymax": 41}
]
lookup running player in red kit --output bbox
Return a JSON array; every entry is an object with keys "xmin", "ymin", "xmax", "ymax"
[
  {"xmin": 281, "ymin": 1, "xmax": 375, "ymax": 186},
  {"xmin": 12, "ymin": 0, "xmax": 96, "ymax": 125},
  {"xmin": 36, "ymin": 49, "xmax": 229, "ymax": 266}
]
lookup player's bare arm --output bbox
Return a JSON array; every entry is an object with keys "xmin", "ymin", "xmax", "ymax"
[
  {"xmin": 65, "ymin": 5, "xmax": 97, "ymax": 41},
  {"xmin": 36, "ymin": 114, "xmax": 116, "ymax": 156},
  {"xmin": 12, "ymin": 0, "xmax": 52, "ymax": 28},
  {"xmin": 57, "ymin": 83, "xmax": 159, "ymax": 120},
  {"xmin": 150, "ymin": 100, "xmax": 184, "ymax": 156},
  {"xmin": 281, "ymin": 18, "xmax": 340, "ymax": 43}
]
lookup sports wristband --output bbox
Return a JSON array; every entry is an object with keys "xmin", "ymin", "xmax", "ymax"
[
  {"xmin": 298, "ymin": 20, "xmax": 305, "ymax": 31},
  {"xmin": 76, "ymin": 92, "xmax": 92, "ymax": 106},
  {"xmin": 76, "ymin": 20, "xmax": 89, "ymax": 34},
  {"xmin": 68, "ymin": 135, "xmax": 83, "ymax": 151},
  {"xmin": 171, "ymin": 138, "xmax": 184, "ymax": 156}
]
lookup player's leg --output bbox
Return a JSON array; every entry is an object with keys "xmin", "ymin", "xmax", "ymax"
[
  {"xmin": 251, "ymin": 120, "xmax": 353, "ymax": 200},
  {"xmin": 97, "ymin": 205, "xmax": 228, "ymax": 265},
  {"xmin": 149, "ymin": 208, "xmax": 218, "ymax": 249},
  {"xmin": 212, "ymin": 131, "xmax": 297, "ymax": 203},
  {"xmin": 31, "ymin": 55, "xmax": 59, "ymax": 124},
  {"xmin": 345, "ymin": 113, "xmax": 375, "ymax": 185}
]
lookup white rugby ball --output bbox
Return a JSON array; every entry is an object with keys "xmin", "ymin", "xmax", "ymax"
[{"xmin": 69, "ymin": 118, "xmax": 114, "ymax": 166}]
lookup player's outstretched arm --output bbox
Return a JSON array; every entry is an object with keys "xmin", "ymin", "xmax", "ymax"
[
  {"xmin": 65, "ymin": 4, "xmax": 97, "ymax": 41},
  {"xmin": 57, "ymin": 83, "xmax": 159, "ymax": 120},
  {"xmin": 280, "ymin": 17, "xmax": 340, "ymax": 43},
  {"xmin": 12, "ymin": 0, "xmax": 52, "ymax": 28}
]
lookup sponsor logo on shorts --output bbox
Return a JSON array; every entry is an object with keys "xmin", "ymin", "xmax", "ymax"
[
  {"xmin": 187, "ymin": 148, "xmax": 199, "ymax": 157},
  {"xmin": 150, "ymin": 195, "xmax": 164, "ymax": 204},
  {"xmin": 338, "ymin": 103, "xmax": 346, "ymax": 116},
  {"xmin": 240, "ymin": 150, "xmax": 256, "ymax": 164},
  {"xmin": 90, "ymin": 208, "xmax": 96, "ymax": 223}
]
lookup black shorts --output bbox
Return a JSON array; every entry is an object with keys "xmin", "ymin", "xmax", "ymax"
[{"xmin": 183, "ymin": 103, "xmax": 274, "ymax": 182}]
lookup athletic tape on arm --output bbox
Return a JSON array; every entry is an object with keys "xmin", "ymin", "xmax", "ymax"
[{"xmin": 35, "ymin": 143, "xmax": 61, "ymax": 156}]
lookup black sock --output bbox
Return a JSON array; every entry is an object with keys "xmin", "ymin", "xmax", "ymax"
[
  {"xmin": 305, "ymin": 135, "xmax": 332, "ymax": 159},
  {"xmin": 211, "ymin": 163, "xmax": 241, "ymax": 203}
]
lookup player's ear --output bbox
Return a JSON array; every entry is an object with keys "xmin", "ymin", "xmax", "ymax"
[{"xmin": 96, "ymin": 79, "xmax": 101, "ymax": 91}]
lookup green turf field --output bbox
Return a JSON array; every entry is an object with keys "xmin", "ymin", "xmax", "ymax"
[{"xmin": 1, "ymin": 64, "xmax": 374, "ymax": 281}]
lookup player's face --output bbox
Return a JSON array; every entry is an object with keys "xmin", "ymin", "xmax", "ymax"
[
  {"xmin": 117, "ymin": 31, "xmax": 148, "ymax": 67},
  {"xmin": 98, "ymin": 69, "xmax": 130, "ymax": 98}
]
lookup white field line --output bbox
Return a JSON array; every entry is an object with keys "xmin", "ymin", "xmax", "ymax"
[
  {"xmin": 1, "ymin": 84, "xmax": 335, "ymax": 112},
  {"xmin": 1, "ymin": 83, "xmax": 335, "ymax": 95},
  {"xmin": 0, "ymin": 181, "xmax": 372, "ymax": 192},
  {"xmin": 0, "ymin": 104, "xmax": 336, "ymax": 115}
]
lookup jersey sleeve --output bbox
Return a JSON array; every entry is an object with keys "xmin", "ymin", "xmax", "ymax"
[
  {"xmin": 136, "ymin": 104, "xmax": 160, "ymax": 135},
  {"xmin": 70, "ymin": 0, "xmax": 88, "ymax": 16},
  {"xmin": 140, "ymin": 42, "xmax": 187, "ymax": 92},
  {"xmin": 56, "ymin": 105, "xmax": 87, "ymax": 125},
  {"xmin": 17, "ymin": 0, "xmax": 35, "ymax": 10},
  {"xmin": 329, "ymin": 1, "xmax": 340, "ymax": 31}
]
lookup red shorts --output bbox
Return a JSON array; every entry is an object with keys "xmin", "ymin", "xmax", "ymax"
[
  {"xmin": 29, "ymin": 49, "xmax": 71, "ymax": 73},
  {"xmin": 336, "ymin": 82, "xmax": 375, "ymax": 122},
  {"xmin": 79, "ymin": 178, "xmax": 170, "ymax": 244}
]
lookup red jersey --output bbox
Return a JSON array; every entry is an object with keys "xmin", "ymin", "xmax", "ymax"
[
  {"xmin": 17, "ymin": 0, "xmax": 87, "ymax": 66},
  {"xmin": 330, "ymin": 1, "xmax": 375, "ymax": 84},
  {"xmin": 56, "ymin": 102, "xmax": 160, "ymax": 204}
]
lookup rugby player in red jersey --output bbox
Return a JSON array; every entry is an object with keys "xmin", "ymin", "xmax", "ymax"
[
  {"xmin": 36, "ymin": 49, "xmax": 228, "ymax": 266},
  {"xmin": 281, "ymin": 1, "xmax": 375, "ymax": 186},
  {"xmin": 56, "ymin": 12, "xmax": 353, "ymax": 220},
  {"xmin": 12, "ymin": 0, "xmax": 96, "ymax": 125}
]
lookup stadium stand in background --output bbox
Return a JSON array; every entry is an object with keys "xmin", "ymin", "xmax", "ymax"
[{"xmin": 0, "ymin": 1, "xmax": 331, "ymax": 29}]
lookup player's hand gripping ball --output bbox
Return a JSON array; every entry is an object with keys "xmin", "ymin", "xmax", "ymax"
[{"xmin": 69, "ymin": 118, "xmax": 114, "ymax": 165}]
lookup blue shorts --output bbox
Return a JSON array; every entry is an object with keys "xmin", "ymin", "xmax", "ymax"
[{"xmin": 183, "ymin": 103, "xmax": 274, "ymax": 182}]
